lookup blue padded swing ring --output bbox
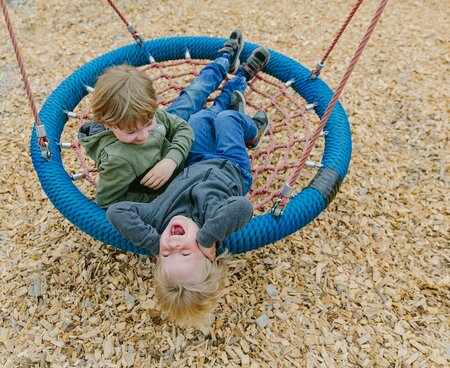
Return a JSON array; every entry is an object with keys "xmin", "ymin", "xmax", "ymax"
[{"xmin": 30, "ymin": 36, "xmax": 352, "ymax": 255}]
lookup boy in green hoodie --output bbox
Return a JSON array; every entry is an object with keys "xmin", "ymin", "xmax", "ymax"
[{"xmin": 79, "ymin": 30, "xmax": 245, "ymax": 208}]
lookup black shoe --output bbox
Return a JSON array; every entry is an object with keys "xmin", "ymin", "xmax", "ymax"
[
  {"xmin": 239, "ymin": 47, "xmax": 270, "ymax": 81},
  {"xmin": 228, "ymin": 91, "xmax": 247, "ymax": 115},
  {"xmin": 218, "ymin": 29, "xmax": 244, "ymax": 74},
  {"xmin": 247, "ymin": 111, "xmax": 269, "ymax": 150}
]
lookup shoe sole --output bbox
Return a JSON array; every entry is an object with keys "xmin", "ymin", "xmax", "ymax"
[
  {"xmin": 230, "ymin": 32, "xmax": 244, "ymax": 74},
  {"xmin": 242, "ymin": 47, "xmax": 270, "ymax": 80},
  {"xmin": 232, "ymin": 90, "xmax": 247, "ymax": 115},
  {"xmin": 251, "ymin": 113, "xmax": 270, "ymax": 150},
  {"xmin": 253, "ymin": 48, "xmax": 270, "ymax": 71}
]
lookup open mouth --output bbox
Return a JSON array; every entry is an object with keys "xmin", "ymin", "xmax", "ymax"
[{"xmin": 171, "ymin": 224, "xmax": 185, "ymax": 236}]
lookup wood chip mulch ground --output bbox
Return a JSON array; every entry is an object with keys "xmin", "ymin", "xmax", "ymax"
[{"xmin": 0, "ymin": 0, "xmax": 448, "ymax": 367}]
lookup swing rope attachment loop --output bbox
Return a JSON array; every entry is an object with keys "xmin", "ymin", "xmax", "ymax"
[
  {"xmin": 126, "ymin": 23, "xmax": 143, "ymax": 47},
  {"xmin": 309, "ymin": 61, "xmax": 324, "ymax": 80},
  {"xmin": 271, "ymin": 182, "xmax": 296, "ymax": 217},
  {"xmin": 107, "ymin": 0, "xmax": 144, "ymax": 47},
  {"xmin": 35, "ymin": 125, "xmax": 52, "ymax": 160},
  {"xmin": 309, "ymin": 0, "xmax": 365, "ymax": 80},
  {"xmin": 1, "ymin": 0, "xmax": 52, "ymax": 161}
]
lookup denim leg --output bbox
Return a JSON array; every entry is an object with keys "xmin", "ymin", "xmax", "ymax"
[
  {"xmin": 209, "ymin": 75, "xmax": 247, "ymax": 115},
  {"xmin": 166, "ymin": 56, "xmax": 229, "ymax": 122},
  {"xmin": 213, "ymin": 110, "xmax": 256, "ymax": 193},
  {"xmin": 185, "ymin": 110, "xmax": 217, "ymax": 166}
]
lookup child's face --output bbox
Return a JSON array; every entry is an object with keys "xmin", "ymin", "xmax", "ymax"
[
  {"xmin": 107, "ymin": 117, "xmax": 156, "ymax": 144},
  {"xmin": 159, "ymin": 216, "xmax": 211, "ymax": 283}
]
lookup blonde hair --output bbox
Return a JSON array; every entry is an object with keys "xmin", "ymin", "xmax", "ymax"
[
  {"xmin": 154, "ymin": 251, "xmax": 231, "ymax": 329},
  {"xmin": 91, "ymin": 64, "xmax": 157, "ymax": 130}
]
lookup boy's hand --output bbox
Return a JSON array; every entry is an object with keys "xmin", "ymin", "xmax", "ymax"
[
  {"xmin": 140, "ymin": 158, "xmax": 177, "ymax": 189},
  {"xmin": 199, "ymin": 243, "xmax": 216, "ymax": 261}
]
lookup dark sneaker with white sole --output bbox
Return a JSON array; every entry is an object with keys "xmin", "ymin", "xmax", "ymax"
[
  {"xmin": 228, "ymin": 90, "xmax": 247, "ymax": 115},
  {"xmin": 247, "ymin": 110, "xmax": 269, "ymax": 150},
  {"xmin": 239, "ymin": 47, "xmax": 270, "ymax": 81},
  {"xmin": 218, "ymin": 29, "xmax": 244, "ymax": 74}
]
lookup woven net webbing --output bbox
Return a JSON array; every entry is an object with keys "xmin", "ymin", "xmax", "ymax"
[
  {"xmin": 63, "ymin": 57, "xmax": 323, "ymax": 214},
  {"xmin": 31, "ymin": 37, "xmax": 351, "ymax": 255}
]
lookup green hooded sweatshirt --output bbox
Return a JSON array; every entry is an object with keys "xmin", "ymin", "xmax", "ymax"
[{"xmin": 79, "ymin": 109, "xmax": 194, "ymax": 208}]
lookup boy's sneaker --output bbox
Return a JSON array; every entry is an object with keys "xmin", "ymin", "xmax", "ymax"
[
  {"xmin": 239, "ymin": 47, "xmax": 270, "ymax": 81},
  {"xmin": 247, "ymin": 111, "xmax": 269, "ymax": 150},
  {"xmin": 228, "ymin": 90, "xmax": 247, "ymax": 115},
  {"xmin": 218, "ymin": 29, "xmax": 244, "ymax": 74}
]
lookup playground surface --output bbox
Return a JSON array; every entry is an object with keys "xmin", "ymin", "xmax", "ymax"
[{"xmin": 0, "ymin": 0, "xmax": 448, "ymax": 366}]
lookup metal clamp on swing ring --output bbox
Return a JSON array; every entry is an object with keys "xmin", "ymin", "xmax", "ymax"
[
  {"xmin": 36, "ymin": 124, "xmax": 52, "ymax": 160},
  {"xmin": 40, "ymin": 141, "xmax": 52, "ymax": 161},
  {"xmin": 271, "ymin": 182, "xmax": 295, "ymax": 217},
  {"xmin": 309, "ymin": 61, "xmax": 324, "ymax": 80},
  {"xmin": 271, "ymin": 198, "xmax": 284, "ymax": 217},
  {"xmin": 127, "ymin": 23, "xmax": 143, "ymax": 47}
]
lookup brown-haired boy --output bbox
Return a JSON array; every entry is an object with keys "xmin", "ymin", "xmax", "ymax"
[
  {"xmin": 79, "ymin": 30, "xmax": 248, "ymax": 208},
  {"xmin": 79, "ymin": 64, "xmax": 194, "ymax": 208}
]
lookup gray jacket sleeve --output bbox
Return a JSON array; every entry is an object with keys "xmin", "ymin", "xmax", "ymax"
[
  {"xmin": 106, "ymin": 202, "xmax": 160, "ymax": 256},
  {"xmin": 197, "ymin": 197, "xmax": 254, "ymax": 248}
]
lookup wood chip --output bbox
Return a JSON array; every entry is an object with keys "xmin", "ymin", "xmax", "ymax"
[{"xmin": 1, "ymin": 0, "xmax": 447, "ymax": 367}]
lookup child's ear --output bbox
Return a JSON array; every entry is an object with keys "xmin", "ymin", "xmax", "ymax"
[{"xmin": 199, "ymin": 243, "xmax": 216, "ymax": 261}]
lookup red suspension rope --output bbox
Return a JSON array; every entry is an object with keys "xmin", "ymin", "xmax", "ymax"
[
  {"xmin": 106, "ymin": 0, "xmax": 143, "ymax": 46},
  {"xmin": 310, "ymin": 0, "xmax": 364, "ymax": 79},
  {"xmin": 106, "ymin": 0, "xmax": 128, "ymax": 25},
  {"xmin": 0, "ymin": 0, "xmax": 51, "ymax": 159},
  {"xmin": 320, "ymin": 0, "xmax": 365, "ymax": 65},
  {"xmin": 278, "ymin": 0, "xmax": 389, "ymax": 210}
]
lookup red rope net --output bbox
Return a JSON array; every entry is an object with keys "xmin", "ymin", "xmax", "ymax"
[{"xmin": 62, "ymin": 58, "xmax": 323, "ymax": 213}]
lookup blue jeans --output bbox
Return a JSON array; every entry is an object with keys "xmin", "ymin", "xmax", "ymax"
[
  {"xmin": 167, "ymin": 56, "xmax": 252, "ymax": 193},
  {"xmin": 167, "ymin": 56, "xmax": 248, "ymax": 122},
  {"xmin": 167, "ymin": 56, "xmax": 229, "ymax": 121},
  {"xmin": 186, "ymin": 110, "xmax": 256, "ymax": 194}
]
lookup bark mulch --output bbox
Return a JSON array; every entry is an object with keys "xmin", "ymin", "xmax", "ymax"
[{"xmin": 0, "ymin": 0, "xmax": 448, "ymax": 366}]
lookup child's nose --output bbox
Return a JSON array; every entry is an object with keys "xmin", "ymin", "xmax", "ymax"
[
  {"xmin": 168, "ymin": 241, "xmax": 181, "ymax": 250},
  {"xmin": 137, "ymin": 130, "xmax": 148, "ymax": 140}
]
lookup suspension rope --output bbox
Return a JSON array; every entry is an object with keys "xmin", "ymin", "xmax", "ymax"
[
  {"xmin": 106, "ymin": 0, "xmax": 143, "ymax": 46},
  {"xmin": 310, "ymin": 0, "xmax": 364, "ymax": 79},
  {"xmin": 0, "ymin": 0, "xmax": 51, "ymax": 159},
  {"xmin": 277, "ymin": 0, "xmax": 389, "ymax": 211}
]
